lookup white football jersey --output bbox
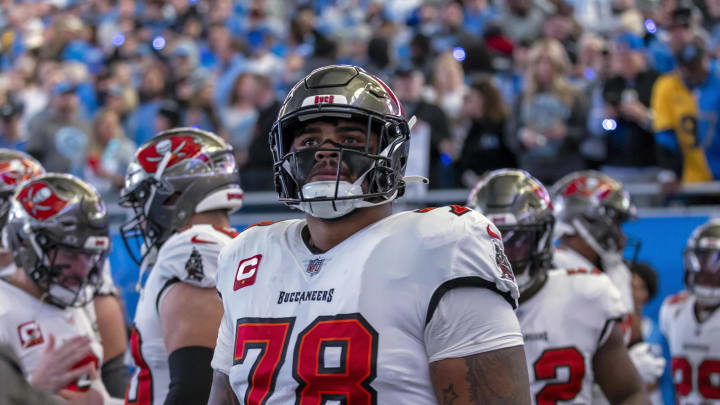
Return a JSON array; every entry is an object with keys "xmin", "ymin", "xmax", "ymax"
[
  {"xmin": 518, "ymin": 268, "xmax": 628, "ymax": 405},
  {"xmin": 553, "ymin": 246, "xmax": 634, "ymax": 313},
  {"xmin": 125, "ymin": 224, "xmax": 238, "ymax": 405},
  {"xmin": 0, "ymin": 279, "xmax": 103, "ymax": 391},
  {"xmin": 212, "ymin": 206, "xmax": 521, "ymax": 404},
  {"xmin": 96, "ymin": 261, "xmax": 119, "ymax": 296},
  {"xmin": 659, "ymin": 291, "xmax": 720, "ymax": 404}
]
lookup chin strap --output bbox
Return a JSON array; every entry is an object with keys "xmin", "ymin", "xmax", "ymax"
[{"xmin": 403, "ymin": 175, "xmax": 429, "ymax": 184}]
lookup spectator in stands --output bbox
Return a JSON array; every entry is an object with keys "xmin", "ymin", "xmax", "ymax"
[
  {"xmin": 26, "ymin": 82, "xmax": 91, "ymax": 176},
  {"xmin": 392, "ymin": 67, "xmax": 454, "ymax": 189},
  {"xmin": 506, "ymin": 39, "xmax": 587, "ymax": 183},
  {"xmin": 366, "ymin": 36, "xmax": 393, "ymax": 81},
  {"xmin": 456, "ymin": 78, "xmax": 517, "ymax": 187},
  {"xmin": 577, "ymin": 34, "xmax": 629, "ymax": 169},
  {"xmin": 425, "ymin": 51, "xmax": 468, "ymax": 123},
  {"xmin": 542, "ymin": 11, "xmax": 579, "ymax": 63},
  {"xmin": 598, "ymin": 32, "xmax": 659, "ymax": 169},
  {"xmin": 498, "ymin": 0, "xmax": 545, "ymax": 44},
  {"xmin": 126, "ymin": 65, "xmax": 166, "ymax": 145},
  {"xmin": 155, "ymin": 99, "xmax": 182, "ymax": 133},
  {"xmin": 0, "ymin": 95, "xmax": 26, "ymax": 150},
  {"xmin": 648, "ymin": 4, "xmax": 698, "ymax": 73},
  {"xmin": 184, "ymin": 74, "xmax": 223, "ymax": 134},
  {"xmin": 85, "ymin": 109, "xmax": 136, "ymax": 203},
  {"xmin": 651, "ymin": 39, "xmax": 720, "ymax": 185},
  {"xmin": 243, "ymin": 73, "xmax": 281, "ymax": 191},
  {"xmin": 221, "ymin": 73, "xmax": 259, "ymax": 165},
  {"xmin": 493, "ymin": 38, "xmax": 532, "ymax": 109}
]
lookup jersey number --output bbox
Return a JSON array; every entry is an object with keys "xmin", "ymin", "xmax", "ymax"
[
  {"xmin": 234, "ymin": 314, "xmax": 378, "ymax": 405},
  {"xmin": 672, "ymin": 357, "xmax": 720, "ymax": 399},
  {"xmin": 125, "ymin": 327, "xmax": 153, "ymax": 404},
  {"xmin": 533, "ymin": 347, "xmax": 586, "ymax": 405}
]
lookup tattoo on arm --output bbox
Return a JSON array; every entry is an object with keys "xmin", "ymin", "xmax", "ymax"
[
  {"xmin": 207, "ymin": 371, "xmax": 239, "ymax": 405},
  {"xmin": 464, "ymin": 346, "xmax": 531, "ymax": 404},
  {"xmin": 441, "ymin": 383, "xmax": 459, "ymax": 405}
]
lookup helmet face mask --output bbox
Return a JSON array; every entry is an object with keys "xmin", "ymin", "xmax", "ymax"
[
  {"xmin": 271, "ymin": 66, "xmax": 410, "ymax": 219},
  {"xmin": 499, "ymin": 221, "xmax": 554, "ymax": 286},
  {"xmin": 4, "ymin": 174, "xmax": 110, "ymax": 308},
  {"xmin": 119, "ymin": 128, "xmax": 243, "ymax": 265},
  {"xmin": 30, "ymin": 242, "xmax": 105, "ymax": 308}
]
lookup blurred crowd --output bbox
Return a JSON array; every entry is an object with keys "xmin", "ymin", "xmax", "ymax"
[{"xmin": 1, "ymin": 0, "xmax": 720, "ymax": 201}]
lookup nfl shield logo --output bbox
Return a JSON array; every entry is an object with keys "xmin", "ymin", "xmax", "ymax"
[{"xmin": 306, "ymin": 258, "xmax": 324, "ymax": 277}]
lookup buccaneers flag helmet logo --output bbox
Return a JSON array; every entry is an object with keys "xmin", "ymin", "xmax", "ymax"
[
  {"xmin": 136, "ymin": 136, "xmax": 205, "ymax": 174},
  {"xmin": 17, "ymin": 182, "xmax": 69, "ymax": 220}
]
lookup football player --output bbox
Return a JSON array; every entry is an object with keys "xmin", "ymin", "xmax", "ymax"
[
  {"xmin": 469, "ymin": 169, "xmax": 648, "ymax": 404},
  {"xmin": 0, "ymin": 149, "xmax": 128, "ymax": 397},
  {"xmin": 550, "ymin": 170, "xmax": 666, "ymax": 394},
  {"xmin": 0, "ymin": 149, "xmax": 45, "ymax": 277},
  {"xmin": 119, "ymin": 128, "xmax": 243, "ymax": 405},
  {"xmin": 0, "ymin": 173, "xmax": 120, "ymax": 403},
  {"xmin": 209, "ymin": 65, "xmax": 529, "ymax": 404},
  {"xmin": 550, "ymin": 171, "xmax": 635, "ymax": 312},
  {"xmin": 659, "ymin": 220, "xmax": 720, "ymax": 404}
]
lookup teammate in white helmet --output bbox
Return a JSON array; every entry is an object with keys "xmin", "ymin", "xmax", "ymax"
[
  {"xmin": 660, "ymin": 219, "xmax": 720, "ymax": 404},
  {"xmin": 119, "ymin": 128, "xmax": 243, "ymax": 405},
  {"xmin": 0, "ymin": 173, "xmax": 121, "ymax": 404},
  {"xmin": 550, "ymin": 171, "xmax": 665, "ymax": 402},
  {"xmin": 469, "ymin": 169, "xmax": 648, "ymax": 405}
]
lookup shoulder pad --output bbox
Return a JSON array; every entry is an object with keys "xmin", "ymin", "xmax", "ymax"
[
  {"xmin": 155, "ymin": 225, "xmax": 231, "ymax": 289},
  {"xmin": 665, "ymin": 290, "xmax": 690, "ymax": 306}
]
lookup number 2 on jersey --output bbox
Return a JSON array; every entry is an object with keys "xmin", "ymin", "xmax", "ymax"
[
  {"xmin": 534, "ymin": 347, "xmax": 586, "ymax": 405},
  {"xmin": 234, "ymin": 313, "xmax": 379, "ymax": 405}
]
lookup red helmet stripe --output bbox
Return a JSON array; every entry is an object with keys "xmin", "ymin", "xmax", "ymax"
[{"xmin": 370, "ymin": 74, "xmax": 404, "ymax": 117}]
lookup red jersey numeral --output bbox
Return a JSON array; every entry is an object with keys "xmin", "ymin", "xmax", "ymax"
[
  {"xmin": 233, "ymin": 314, "xmax": 378, "ymax": 405},
  {"xmin": 534, "ymin": 347, "xmax": 586, "ymax": 405},
  {"xmin": 673, "ymin": 357, "xmax": 720, "ymax": 399},
  {"xmin": 234, "ymin": 318, "xmax": 295, "ymax": 405},
  {"xmin": 125, "ymin": 327, "xmax": 153, "ymax": 404},
  {"xmin": 293, "ymin": 314, "xmax": 378, "ymax": 405},
  {"xmin": 672, "ymin": 357, "xmax": 693, "ymax": 397}
]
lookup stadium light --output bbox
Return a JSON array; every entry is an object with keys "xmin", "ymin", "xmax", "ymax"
[
  {"xmin": 112, "ymin": 33, "xmax": 125, "ymax": 47},
  {"xmin": 152, "ymin": 35, "xmax": 166, "ymax": 50},
  {"xmin": 602, "ymin": 119, "xmax": 617, "ymax": 131},
  {"xmin": 645, "ymin": 19, "xmax": 657, "ymax": 34},
  {"xmin": 452, "ymin": 47, "xmax": 466, "ymax": 62}
]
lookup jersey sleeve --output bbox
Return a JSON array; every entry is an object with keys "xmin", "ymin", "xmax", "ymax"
[
  {"xmin": 211, "ymin": 244, "xmax": 234, "ymax": 375},
  {"xmin": 574, "ymin": 271, "xmax": 629, "ymax": 346},
  {"xmin": 450, "ymin": 210, "xmax": 520, "ymax": 307},
  {"xmin": 658, "ymin": 292, "xmax": 688, "ymax": 338},
  {"xmin": 95, "ymin": 261, "xmax": 119, "ymax": 297},
  {"xmin": 153, "ymin": 230, "xmax": 226, "ymax": 310},
  {"xmin": 425, "ymin": 287, "xmax": 523, "ymax": 362}
]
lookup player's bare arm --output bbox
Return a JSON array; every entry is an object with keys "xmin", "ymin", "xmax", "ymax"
[
  {"xmin": 93, "ymin": 295, "xmax": 128, "ymax": 397},
  {"xmin": 160, "ymin": 283, "xmax": 223, "ymax": 404},
  {"xmin": 430, "ymin": 345, "xmax": 531, "ymax": 405},
  {"xmin": 594, "ymin": 323, "xmax": 649, "ymax": 405},
  {"xmin": 207, "ymin": 371, "xmax": 240, "ymax": 405},
  {"xmin": 94, "ymin": 295, "xmax": 127, "ymax": 361}
]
